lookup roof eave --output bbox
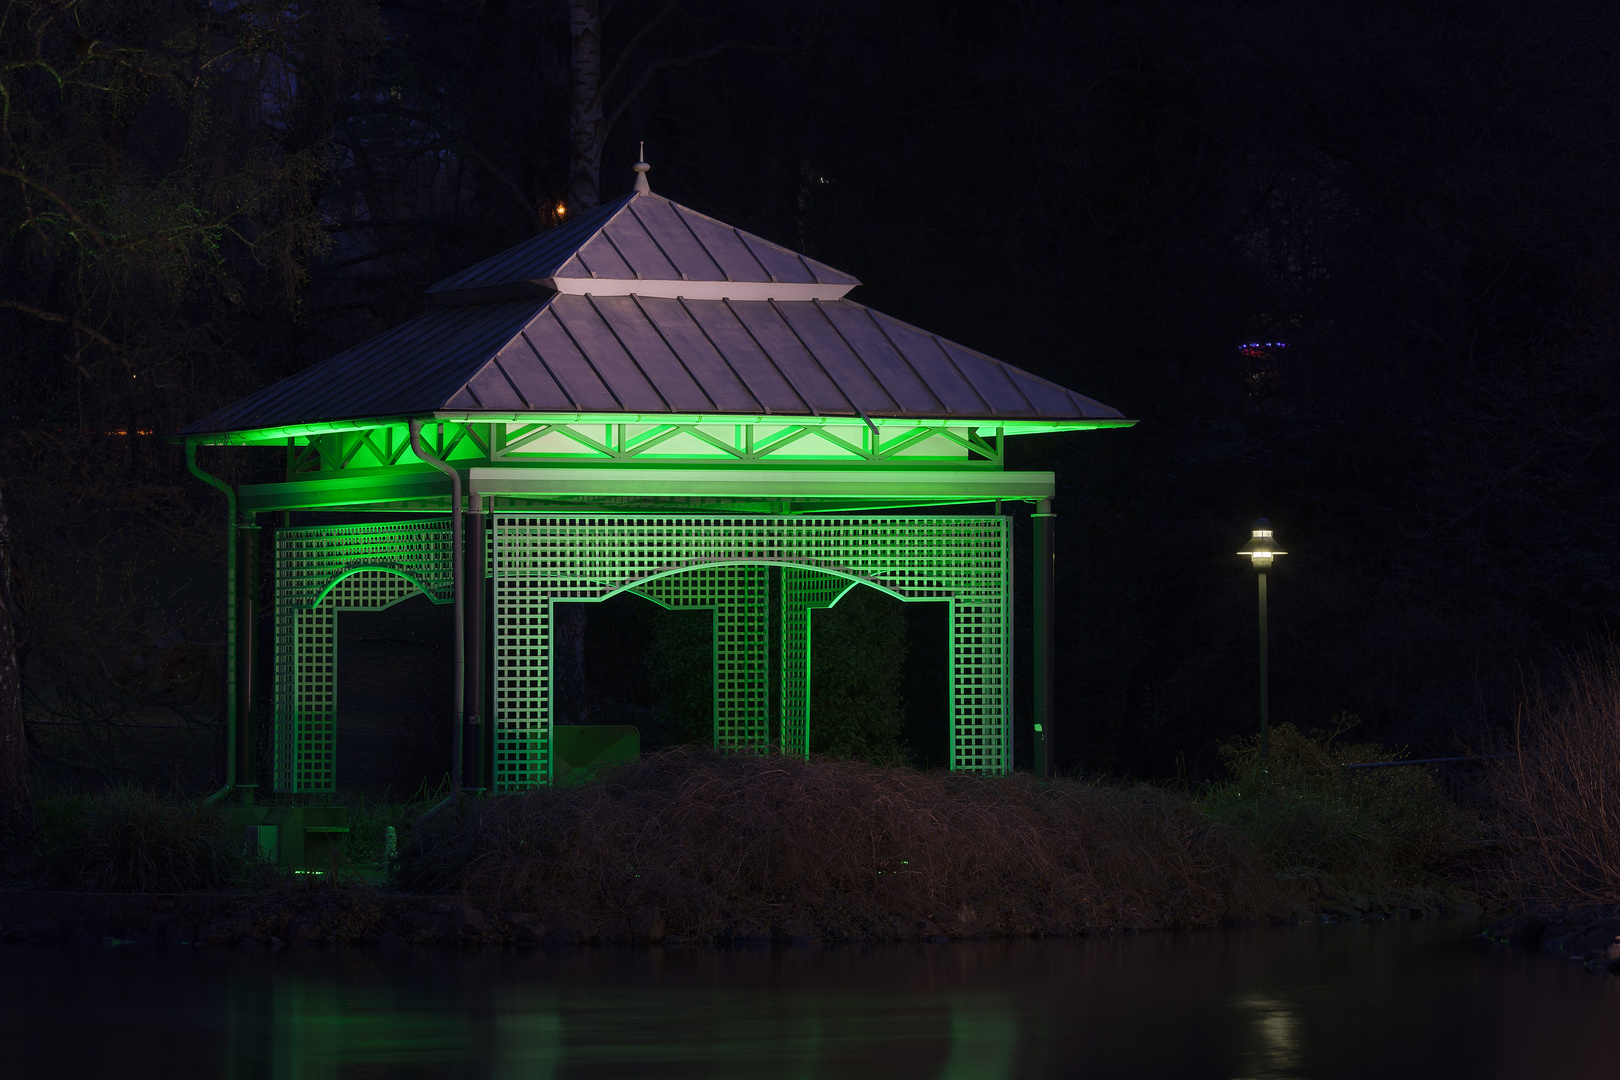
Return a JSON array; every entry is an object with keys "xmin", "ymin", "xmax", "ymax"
[{"xmin": 179, "ymin": 412, "xmax": 1137, "ymax": 445}]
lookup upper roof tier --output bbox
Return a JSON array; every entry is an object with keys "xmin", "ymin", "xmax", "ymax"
[
  {"xmin": 425, "ymin": 191, "xmax": 861, "ymax": 304},
  {"xmin": 182, "ymin": 179, "xmax": 1129, "ymax": 438}
]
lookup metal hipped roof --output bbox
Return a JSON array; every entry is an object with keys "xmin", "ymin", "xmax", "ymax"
[
  {"xmin": 425, "ymin": 191, "xmax": 861, "ymax": 305},
  {"xmin": 181, "ymin": 292, "xmax": 1125, "ymax": 434},
  {"xmin": 182, "ymin": 177, "xmax": 1130, "ymax": 436}
]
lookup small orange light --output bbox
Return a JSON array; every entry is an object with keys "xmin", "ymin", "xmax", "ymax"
[{"xmin": 555, "ymin": 202, "xmax": 567, "ymax": 217}]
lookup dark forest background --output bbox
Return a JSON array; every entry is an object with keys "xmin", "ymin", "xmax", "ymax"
[{"xmin": 3, "ymin": 0, "xmax": 1620, "ymax": 794}]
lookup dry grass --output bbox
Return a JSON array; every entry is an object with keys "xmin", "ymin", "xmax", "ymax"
[
  {"xmin": 1491, "ymin": 644, "xmax": 1620, "ymax": 905},
  {"xmin": 43, "ymin": 786, "xmax": 237, "ymax": 893},
  {"xmin": 1199, "ymin": 720, "xmax": 1476, "ymax": 903},
  {"xmin": 396, "ymin": 749, "xmax": 1281, "ymax": 938}
]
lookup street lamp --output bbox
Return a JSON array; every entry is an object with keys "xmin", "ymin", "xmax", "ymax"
[{"xmin": 1237, "ymin": 519, "xmax": 1285, "ymax": 762}]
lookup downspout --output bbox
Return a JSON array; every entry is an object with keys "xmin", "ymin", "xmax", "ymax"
[
  {"xmin": 409, "ymin": 419, "xmax": 465, "ymax": 802},
  {"xmin": 187, "ymin": 441, "xmax": 236, "ymax": 806}
]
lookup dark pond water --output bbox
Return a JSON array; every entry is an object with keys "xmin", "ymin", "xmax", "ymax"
[{"xmin": 2, "ymin": 920, "xmax": 1615, "ymax": 1078}]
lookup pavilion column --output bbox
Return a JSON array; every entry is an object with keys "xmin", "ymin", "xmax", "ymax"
[
  {"xmin": 464, "ymin": 494, "xmax": 487, "ymax": 790},
  {"xmin": 1032, "ymin": 498, "xmax": 1055, "ymax": 779},
  {"xmin": 236, "ymin": 515, "xmax": 261, "ymax": 804}
]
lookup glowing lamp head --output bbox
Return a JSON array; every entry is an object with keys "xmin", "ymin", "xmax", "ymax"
[{"xmin": 1238, "ymin": 518, "xmax": 1285, "ymax": 569}]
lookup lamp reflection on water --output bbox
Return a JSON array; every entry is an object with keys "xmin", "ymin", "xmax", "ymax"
[{"xmin": 1231, "ymin": 994, "xmax": 1301, "ymax": 1080}]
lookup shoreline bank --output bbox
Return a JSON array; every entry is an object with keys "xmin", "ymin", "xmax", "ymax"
[{"xmin": 0, "ymin": 887, "xmax": 1488, "ymax": 952}]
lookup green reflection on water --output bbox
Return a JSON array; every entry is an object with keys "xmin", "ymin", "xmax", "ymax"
[
  {"xmin": 10, "ymin": 923, "xmax": 1620, "ymax": 1079},
  {"xmin": 219, "ymin": 966, "xmax": 1024, "ymax": 1079}
]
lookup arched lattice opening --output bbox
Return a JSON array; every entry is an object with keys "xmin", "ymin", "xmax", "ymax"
[
  {"xmin": 335, "ymin": 591, "xmax": 454, "ymax": 795},
  {"xmin": 269, "ymin": 512, "xmax": 1010, "ymax": 793},
  {"xmin": 491, "ymin": 513, "xmax": 1010, "ymax": 789}
]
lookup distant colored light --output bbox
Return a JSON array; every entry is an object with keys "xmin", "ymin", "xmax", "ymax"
[
  {"xmin": 556, "ymin": 202, "xmax": 567, "ymax": 217},
  {"xmin": 1239, "ymin": 341, "xmax": 1289, "ymax": 358}
]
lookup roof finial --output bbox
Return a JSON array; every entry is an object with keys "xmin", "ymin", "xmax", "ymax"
[{"xmin": 633, "ymin": 142, "xmax": 651, "ymax": 194}]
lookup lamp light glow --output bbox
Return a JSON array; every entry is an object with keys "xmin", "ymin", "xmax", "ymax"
[{"xmin": 1238, "ymin": 519, "xmax": 1286, "ymax": 569}]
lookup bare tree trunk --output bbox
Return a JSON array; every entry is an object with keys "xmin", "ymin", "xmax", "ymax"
[
  {"xmin": 568, "ymin": 0, "xmax": 604, "ymax": 212},
  {"xmin": 0, "ymin": 485, "xmax": 38, "ymax": 876}
]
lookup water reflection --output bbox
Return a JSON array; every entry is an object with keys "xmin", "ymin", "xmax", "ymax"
[
  {"xmin": 3, "ymin": 921, "xmax": 1618, "ymax": 1078},
  {"xmin": 1232, "ymin": 996, "xmax": 1300, "ymax": 1079}
]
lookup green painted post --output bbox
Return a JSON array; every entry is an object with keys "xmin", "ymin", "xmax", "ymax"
[
  {"xmin": 1032, "ymin": 498, "xmax": 1055, "ymax": 778},
  {"xmin": 1258, "ymin": 569, "xmax": 1269, "ymax": 763}
]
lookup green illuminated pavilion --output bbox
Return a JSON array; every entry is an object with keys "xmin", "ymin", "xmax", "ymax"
[{"xmin": 181, "ymin": 161, "xmax": 1133, "ymax": 799}]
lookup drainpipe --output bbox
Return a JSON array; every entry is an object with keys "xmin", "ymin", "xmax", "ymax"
[
  {"xmin": 187, "ymin": 441, "xmax": 236, "ymax": 805},
  {"xmin": 465, "ymin": 492, "xmax": 487, "ymax": 791},
  {"xmin": 409, "ymin": 418, "xmax": 465, "ymax": 799}
]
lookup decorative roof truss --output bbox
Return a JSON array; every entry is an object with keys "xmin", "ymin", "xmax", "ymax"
[{"xmin": 288, "ymin": 419, "xmax": 1002, "ymax": 478}]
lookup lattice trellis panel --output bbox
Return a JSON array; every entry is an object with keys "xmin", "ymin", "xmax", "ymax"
[
  {"xmin": 492, "ymin": 514, "xmax": 1011, "ymax": 789},
  {"xmin": 635, "ymin": 568, "xmax": 770, "ymax": 750},
  {"xmin": 273, "ymin": 522, "xmax": 454, "ymax": 793},
  {"xmin": 270, "ymin": 514, "xmax": 1010, "ymax": 793},
  {"xmin": 780, "ymin": 569, "xmax": 854, "ymax": 757}
]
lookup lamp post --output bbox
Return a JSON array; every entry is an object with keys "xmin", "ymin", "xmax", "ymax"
[{"xmin": 1237, "ymin": 519, "xmax": 1285, "ymax": 762}]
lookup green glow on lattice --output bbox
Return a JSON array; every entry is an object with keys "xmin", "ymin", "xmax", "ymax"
[
  {"xmin": 270, "ymin": 513, "xmax": 1012, "ymax": 793},
  {"xmin": 488, "ymin": 514, "xmax": 1011, "ymax": 789},
  {"xmin": 274, "ymin": 522, "xmax": 455, "ymax": 794}
]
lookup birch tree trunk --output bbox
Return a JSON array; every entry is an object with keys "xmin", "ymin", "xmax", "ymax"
[
  {"xmin": 568, "ymin": 0, "xmax": 605, "ymax": 212},
  {"xmin": 0, "ymin": 485, "xmax": 37, "ymax": 875}
]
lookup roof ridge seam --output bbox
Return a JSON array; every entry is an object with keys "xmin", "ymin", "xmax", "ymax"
[
  {"xmin": 985, "ymin": 350, "xmax": 1039, "ymax": 413},
  {"xmin": 670, "ymin": 202, "xmax": 731, "ymax": 282},
  {"xmin": 517, "ymin": 323, "xmax": 571, "ymax": 408},
  {"xmin": 724, "ymin": 297, "xmax": 816, "ymax": 415},
  {"xmin": 923, "ymin": 327, "xmax": 996, "ymax": 416},
  {"xmin": 585, "ymin": 294, "xmax": 674, "ymax": 413},
  {"xmin": 490, "ymin": 353, "xmax": 534, "ymax": 410},
  {"xmin": 856, "ymin": 302, "xmax": 951, "ymax": 415},
  {"xmin": 770, "ymin": 297, "xmax": 857, "ymax": 415},
  {"xmin": 631, "ymin": 294, "xmax": 719, "ymax": 412},
  {"xmin": 548, "ymin": 304, "xmax": 627, "ymax": 411},
  {"xmin": 675, "ymin": 296, "xmax": 772, "ymax": 415},
  {"xmin": 595, "ymin": 221, "xmax": 640, "ymax": 281},
  {"xmin": 732, "ymin": 228, "xmax": 779, "ymax": 283},
  {"xmin": 626, "ymin": 199, "xmax": 689, "ymax": 281},
  {"xmin": 810, "ymin": 298, "xmax": 900, "ymax": 413}
]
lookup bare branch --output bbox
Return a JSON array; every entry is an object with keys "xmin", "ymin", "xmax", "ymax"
[
  {"xmin": 459, "ymin": 143, "xmax": 543, "ymax": 231},
  {"xmin": 596, "ymin": 0, "xmax": 681, "ymax": 106},
  {"xmin": 0, "ymin": 166, "xmax": 106, "ymax": 247},
  {"xmin": 0, "ymin": 298, "xmax": 116, "ymax": 349}
]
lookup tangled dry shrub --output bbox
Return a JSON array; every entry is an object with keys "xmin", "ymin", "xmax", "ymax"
[
  {"xmin": 1199, "ymin": 719, "xmax": 1475, "ymax": 901},
  {"xmin": 45, "ymin": 787, "xmax": 236, "ymax": 892},
  {"xmin": 1491, "ymin": 645, "xmax": 1620, "ymax": 904},
  {"xmin": 397, "ymin": 749, "xmax": 1278, "ymax": 938}
]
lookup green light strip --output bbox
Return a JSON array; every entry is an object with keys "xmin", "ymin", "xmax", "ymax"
[{"xmin": 185, "ymin": 412, "xmax": 1135, "ymax": 445}]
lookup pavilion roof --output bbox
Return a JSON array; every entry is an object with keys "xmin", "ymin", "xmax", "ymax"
[
  {"xmin": 424, "ymin": 191, "xmax": 860, "ymax": 304},
  {"xmin": 182, "ymin": 183, "xmax": 1127, "ymax": 436}
]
